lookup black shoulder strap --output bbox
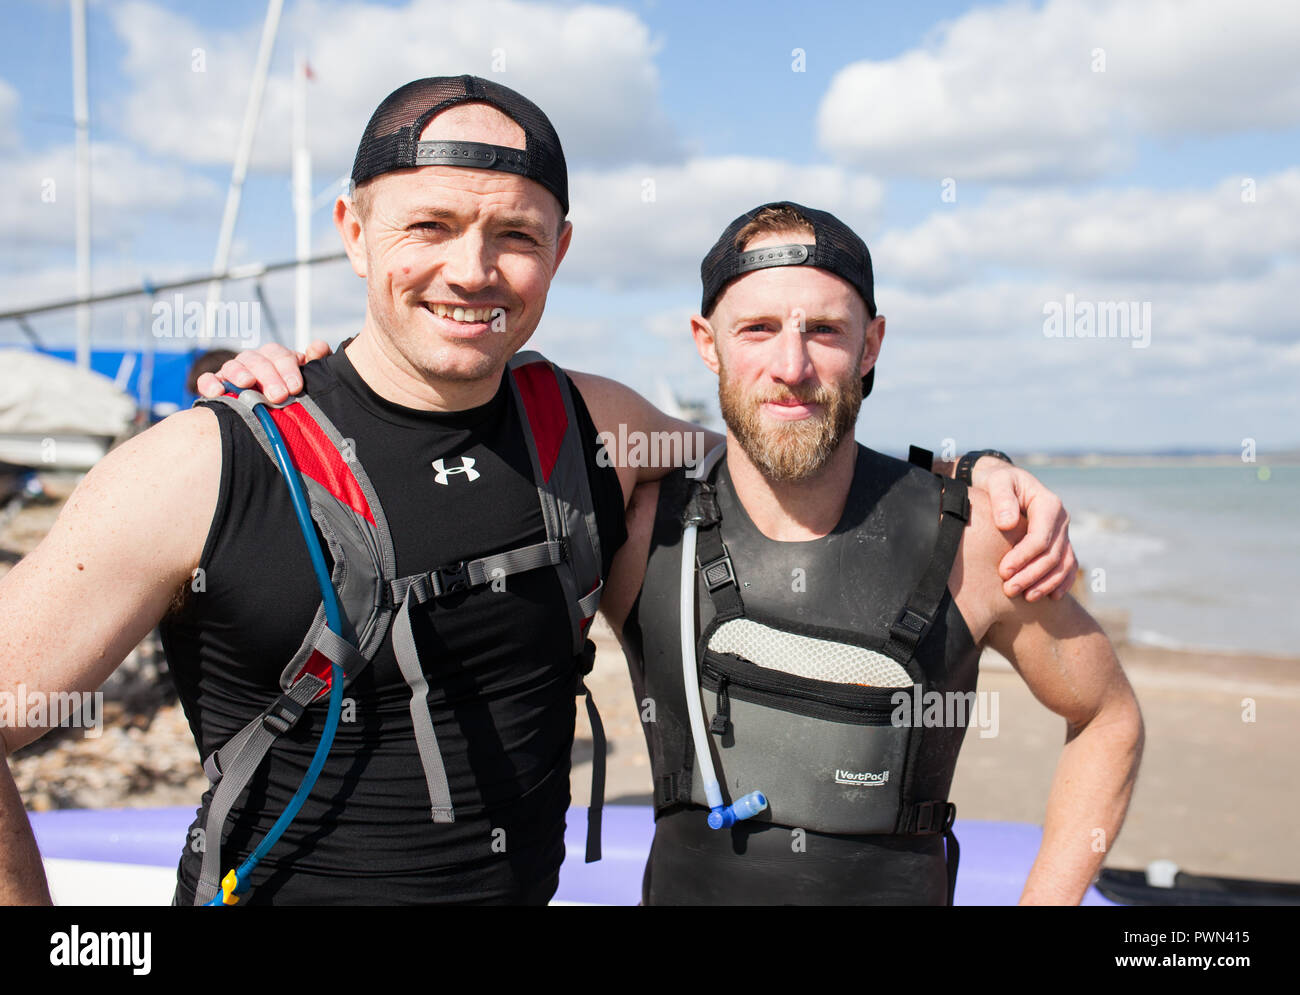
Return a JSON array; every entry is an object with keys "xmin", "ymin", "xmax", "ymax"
[
  {"xmin": 908, "ymin": 445, "xmax": 934, "ymax": 470},
  {"xmin": 881, "ymin": 477, "xmax": 970, "ymax": 664},
  {"xmin": 685, "ymin": 468, "xmax": 746, "ymax": 624}
]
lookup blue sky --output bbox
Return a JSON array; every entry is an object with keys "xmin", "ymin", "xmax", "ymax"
[{"xmin": 3, "ymin": 0, "xmax": 1298, "ymax": 453}]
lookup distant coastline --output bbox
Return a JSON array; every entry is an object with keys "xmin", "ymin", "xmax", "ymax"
[{"xmin": 1018, "ymin": 451, "xmax": 1300, "ymax": 469}]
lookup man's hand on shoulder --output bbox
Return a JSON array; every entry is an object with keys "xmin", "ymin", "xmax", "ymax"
[
  {"xmin": 951, "ymin": 456, "xmax": 1077, "ymax": 603},
  {"xmin": 196, "ymin": 340, "xmax": 332, "ymax": 403}
]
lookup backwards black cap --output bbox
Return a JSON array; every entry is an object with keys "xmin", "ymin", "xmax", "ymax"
[
  {"xmin": 351, "ymin": 75, "xmax": 568, "ymax": 215},
  {"xmin": 700, "ymin": 201, "xmax": 878, "ymax": 396}
]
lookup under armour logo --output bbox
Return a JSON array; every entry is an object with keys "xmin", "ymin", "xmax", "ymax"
[{"xmin": 432, "ymin": 457, "xmax": 480, "ymax": 485}]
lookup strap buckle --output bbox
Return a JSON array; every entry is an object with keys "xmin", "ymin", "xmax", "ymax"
[
  {"xmin": 435, "ymin": 560, "xmax": 471, "ymax": 595},
  {"xmin": 699, "ymin": 553, "xmax": 736, "ymax": 592},
  {"xmin": 576, "ymin": 637, "xmax": 597, "ymax": 678},
  {"xmin": 890, "ymin": 606, "xmax": 929, "ymax": 644},
  {"xmin": 911, "ymin": 800, "xmax": 956, "ymax": 835},
  {"xmin": 262, "ymin": 693, "xmax": 306, "ymax": 736},
  {"xmin": 912, "ymin": 800, "xmax": 941, "ymax": 834}
]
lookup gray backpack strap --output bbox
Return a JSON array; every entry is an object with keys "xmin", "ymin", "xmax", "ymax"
[
  {"xmin": 390, "ymin": 577, "xmax": 455, "ymax": 823},
  {"xmin": 385, "ymin": 539, "xmax": 566, "ymax": 604},
  {"xmin": 379, "ymin": 533, "xmax": 572, "ymax": 825},
  {"xmin": 193, "ymin": 627, "xmax": 368, "ymax": 906},
  {"xmin": 506, "ymin": 351, "xmax": 605, "ymax": 654},
  {"xmin": 506, "ymin": 352, "xmax": 608, "ymax": 860},
  {"xmin": 192, "ymin": 389, "xmax": 398, "ymax": 904}
]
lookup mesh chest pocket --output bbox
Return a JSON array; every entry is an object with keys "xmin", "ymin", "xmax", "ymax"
[{"xmin": 691, "ymin": 616, "xmax": 921, "ymax": 835}]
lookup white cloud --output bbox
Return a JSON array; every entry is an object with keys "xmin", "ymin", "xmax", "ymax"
[
  {"xmin": 818, "ymin": 0, "xmax": 1300, "ymax": 181},
  {"xmin": 861, "ymin": 271, "xmax": 1300, "ymax": 452},
  {"xmin": 0, "ymin": 141, "xmax": 220, "ymax": 263},
  {"xmin": 559, "ymin": 157, "xmax": 884, "ymax": 291},
  {"xmin": 0, "ymin": 77, "xmax": 18, "ymax": 152},
  {"xmin": 877, "ymin": 168, "xmax": 1300, "ymax": 290},
  {"xmin": 108, "ymin": 0, "xmax": 679, "ymax": 177},
  {"xmin": 878, "ymin": 257, "xmax": 1300, "ymax": 350}
]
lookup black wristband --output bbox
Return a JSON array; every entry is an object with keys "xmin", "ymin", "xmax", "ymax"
[{"xmin": 956, "ymin": 449, "xmax": 1013, "ymax": 486}]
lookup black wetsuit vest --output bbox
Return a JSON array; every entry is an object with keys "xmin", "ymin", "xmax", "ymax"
[
  {"xmin": 160, "ymin": 348, "xmax": 626, "ymax": 905},
  {"xmin": 623, "ymin": 446, "xmax": 981, "ymax": 905}
]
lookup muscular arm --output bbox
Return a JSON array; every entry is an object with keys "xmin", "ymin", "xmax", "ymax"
[
  {"xmin": 953, "ymin": 489, "xmax": 1144, "ymax": 906},
  {"xmin": 565, "ymin": 371, "xmax": 722, "ymax": 508},
  {"xmin": 0, "ymin": 408, "xmax": 220, "ymax": 903},
  {"xmin": 599, "ymin": 480, "xmax": 658, "ymax": 639}
]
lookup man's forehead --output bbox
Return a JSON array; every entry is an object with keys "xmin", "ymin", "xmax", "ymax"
[
  {"xmin": 718, "ymin": 263, "xmax": 864, "ymax": 317},
  {"xmin": 378, "ymin": 167, "xmax": 553, "ymax": 223}
]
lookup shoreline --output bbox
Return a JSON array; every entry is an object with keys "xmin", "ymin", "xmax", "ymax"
[{"xmin": 1123, "ymin": 633, "xmax": 1300, "ymax": 664}]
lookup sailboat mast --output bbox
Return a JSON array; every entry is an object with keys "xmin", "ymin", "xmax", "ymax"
[
  {"xmin": 293, "ymin": 50, "xmax": 312, "ymax": 353},
  {"xmin": 70, "ymin": 0, "xmax": 91, "ymax": 369},
  {"xmin": 203, "ymin": 0, "xmax": 283, "ymax": 344}
]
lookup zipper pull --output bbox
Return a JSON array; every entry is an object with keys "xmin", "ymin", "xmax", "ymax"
[{"xmin": 710, "ymin": 675, "xmax": 730, "ymax": 735}]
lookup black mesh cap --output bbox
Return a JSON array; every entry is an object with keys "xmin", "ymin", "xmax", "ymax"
[
  {"xmin": 700, "ymin": 201, "xmax": 877, "ymax": 395},
  {"xmin": 350, "ymin": 75, "xmax": 568, "ymax": 215}
]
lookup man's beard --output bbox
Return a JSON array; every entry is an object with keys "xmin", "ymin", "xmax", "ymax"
[{"xmin": 717, "ymin": 356, "xmax": 863, "ymax": 482}]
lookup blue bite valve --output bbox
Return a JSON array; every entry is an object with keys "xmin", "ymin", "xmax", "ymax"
[{"xmin": 707, "ymin": 790, "xmax": 768, "ymax": 830}]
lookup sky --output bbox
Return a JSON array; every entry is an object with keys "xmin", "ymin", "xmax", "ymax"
[{"xmin": 2, "ymin": 0, "xmax": 1298, "ymax": 453}]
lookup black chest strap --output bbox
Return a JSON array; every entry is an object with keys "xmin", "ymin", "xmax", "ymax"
[{"xmin": 881, "ymin": 478, "xmax": 970, "ymax": 664}]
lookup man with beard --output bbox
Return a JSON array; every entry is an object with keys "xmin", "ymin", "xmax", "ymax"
[{"xmin": 596, "ymin": 203, "xmax": 1144, "ymax": 905}]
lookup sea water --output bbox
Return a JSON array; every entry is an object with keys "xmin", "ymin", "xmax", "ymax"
[{"xmin": 1027, "ymin": 464, "xmax": 1299, "ymax": 657}]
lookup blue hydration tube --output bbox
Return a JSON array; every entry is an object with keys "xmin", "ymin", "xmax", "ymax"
[
  {"xmin": 207, "ymin": 387, "xmax": 347, "ymax": 906},
  {"xmin": 680, "ymin": 444, "xmax": 767, "ymax": 830}
]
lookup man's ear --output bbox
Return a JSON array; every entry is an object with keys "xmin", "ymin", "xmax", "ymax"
[
  {"xmin": 861, "ymin": 314, "xmax": 885, "ymax": 379},
  {"xmin": 691, "ymin": 314, "xmax": 721, "ymax": 375},
  {"xmin": 552, "ymin": 219, "xmax": 573, "ymax": 275},
  {"xmin": 334, "ymin": 196, "xmax": 367, "ymax": 279}
]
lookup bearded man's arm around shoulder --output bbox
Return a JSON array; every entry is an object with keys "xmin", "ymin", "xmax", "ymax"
[{"xmin": 956, "ymin": 488, "xmax": 1145, "ymax": 906}]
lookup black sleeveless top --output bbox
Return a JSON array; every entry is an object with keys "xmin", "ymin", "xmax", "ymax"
[
  {"xmin": 160, "ymin": 347, "xmax": 626, "ymax": 905},
  {"xmin": 623, "ymin": 447, "xmax": 981, "ymax": 905}
]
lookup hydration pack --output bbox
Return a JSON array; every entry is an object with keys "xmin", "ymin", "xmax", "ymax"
[
  {"xmin": 191, "ymin": 350, "xmax": 607, "ymax": 905},
  {"xmin": 676, "ymin": 444, "xmax": 969, "ymax": 901}
]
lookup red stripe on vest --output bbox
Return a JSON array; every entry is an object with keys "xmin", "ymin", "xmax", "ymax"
[
  {"xmin": 511, "ymin": 362, "xmax": 568, "ymax": 482},
  {"xmin": 300, "ymin": 648, "xmax": 334, "ymax": 700},
  {"xmin": 267, "ymin": 403, "xmax": 377, "ymax": 527}
]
